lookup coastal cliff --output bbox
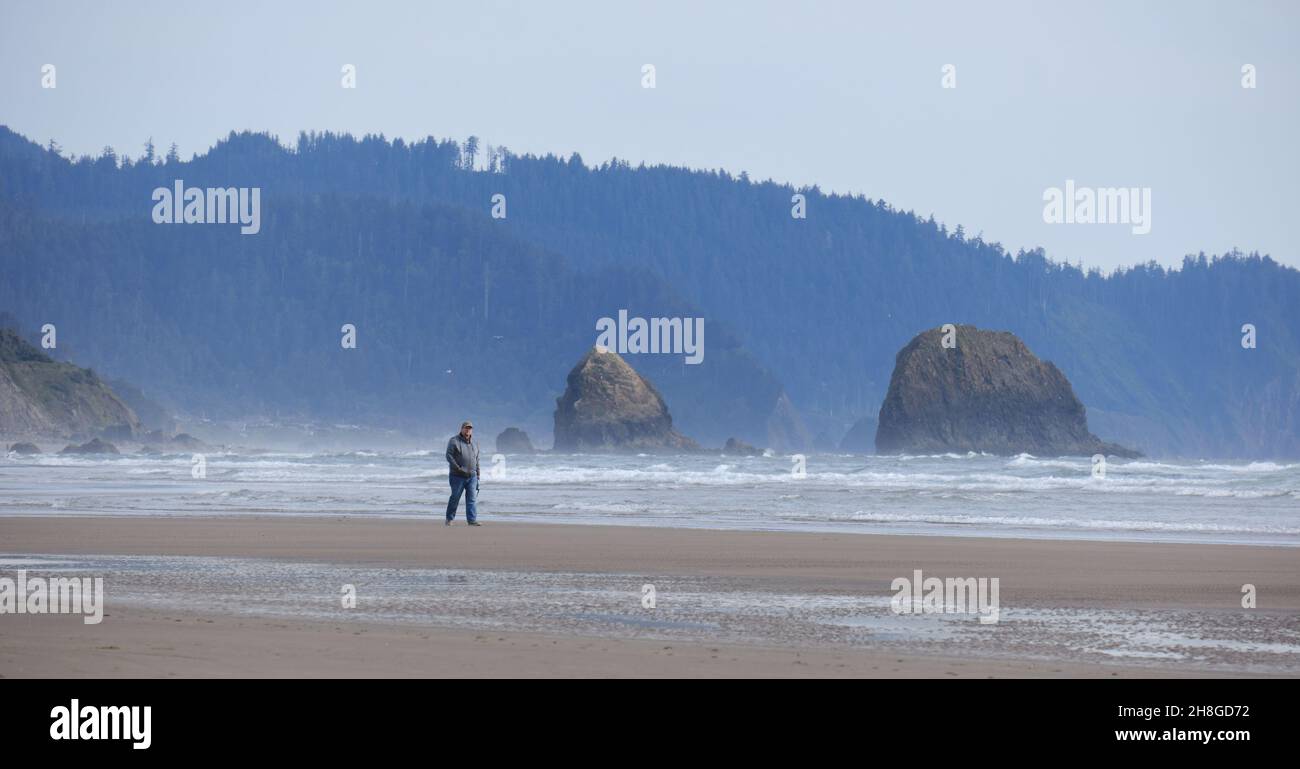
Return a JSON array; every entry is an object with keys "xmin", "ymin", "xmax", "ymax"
[{"xmin": 0, "ymin": 328, "xmax": 140, "ymax": 440}]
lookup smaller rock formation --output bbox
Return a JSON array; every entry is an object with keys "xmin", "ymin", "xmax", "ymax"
[
  {"xmin": 169, "ymin": 433, "xmax": 207, "ymax": 450},
  {"xmin": 496, "ymin": 427, "xmax": 536, "ymax": 453},
  {"xmin": 722, "ymin": 437, "xmax": 762, "ymax": 456},
  {"xmin": 138, "ymin": 430, "xmax": 208, "ymax": 451},
  {"xmin": 7, "ymin": 442, "xmax": 40, "ymax": 455},
  {"xmin": 59, "ymin": 438, "xmax": 119, "ymax": 455},
  {"xmin": 553, "ymin": 348, "xmax": 698, "ymax": 452}
]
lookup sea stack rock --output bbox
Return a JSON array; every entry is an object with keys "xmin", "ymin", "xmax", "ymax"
[
  {"xmin": 553, "ymin": 348, "xmax": 699, "ymax": 451},
  {"xmin": 722, "ymin": 437, "xmax": 762, "ymax": 456},
  {"xmin": 496, "ymin": 427, "xmax": 536, "ymax": 453},
  {"xmin": 876, "ymin": 325, "xmax": 1138, "ymax": 457},
  {"xmin": 168, "ymin": 433, "xmax": 207, "ymax": 451},
  {"xmin": 58, "ymin": 438, "xmax": 119, "ymax": 455}
]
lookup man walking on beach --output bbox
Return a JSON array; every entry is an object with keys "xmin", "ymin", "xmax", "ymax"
[{"xmin": 445, "ymin": 420, "xmax": 481, "ymax": 526}]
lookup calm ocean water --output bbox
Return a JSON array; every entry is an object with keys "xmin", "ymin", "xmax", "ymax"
[{"xmin": 2, "ymin": 450, "xmax": 1298, "ymax": 545}]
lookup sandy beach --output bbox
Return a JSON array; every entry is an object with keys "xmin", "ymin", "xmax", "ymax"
[{"xmin": 2, "ymin": 516, "xmax": 1297, "ymax": 678}]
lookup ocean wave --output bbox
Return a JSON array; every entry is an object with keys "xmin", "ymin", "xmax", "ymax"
[
  {"xmin": 897, "ymin": 451, "xmax": 993, "ymax": 461},
  {"xmin": 5, "ymin": 450, "xmax": 1297, "ymax": 545},
  {"xmin": 1005, "ymin": 454, "xmax": 1092, "ymax": 469},
  {"xmin": 1198, "ymin": 461, "xmax": 1295, "ymax": 473},
  {"xmin": 842, "ymin": 510, "xmax": 1300, "ymax": 535}
]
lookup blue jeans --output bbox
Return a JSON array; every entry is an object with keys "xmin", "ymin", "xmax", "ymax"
[{"xmin": 446, "ymin": 473, "xmax": 479, "ymax": 523}]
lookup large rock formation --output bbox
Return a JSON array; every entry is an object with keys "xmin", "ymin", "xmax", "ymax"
[
  {"xmin": 0, "ymin": 329, "xmax": 140, "ymax": 439},
  {"xmin": 876, "ymin": 325, "xmax": 1138, "ymax": 457},
  {"xmin": 553, "ymin": 348, "xmax": 698, "ymax": 451}
]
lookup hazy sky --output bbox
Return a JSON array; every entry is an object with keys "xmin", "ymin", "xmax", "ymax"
[{"xmin": 2, "ymin": 0, "xmax": 1297, "ymax": 270}]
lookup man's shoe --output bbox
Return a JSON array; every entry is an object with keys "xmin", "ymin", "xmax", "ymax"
[
  {"xmin": 445, "ymin": 520, "xmax": 452, "ymax": 526},
  {"xmin": 468, "ymin": 521, "xmax": 482, "ymax": 527}
]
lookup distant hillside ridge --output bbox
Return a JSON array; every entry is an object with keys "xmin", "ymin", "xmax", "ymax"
[{"xmin": 2, "ymin": 126, "xmax": 1297, "ymax": 456}]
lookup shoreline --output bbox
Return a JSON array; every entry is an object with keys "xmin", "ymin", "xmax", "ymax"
[
  {"xmin": 1, "ymin": 510, "xmax": 1295, "ymax": 549},
  {"xmin": 5, "ymin": 449, "xmax": 1295, "ymax": 549},
  {"xmin": 2, "ymin": 516, "xmax": 1297, "ymax": 677}
]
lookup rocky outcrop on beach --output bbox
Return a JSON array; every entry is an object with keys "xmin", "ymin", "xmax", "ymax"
[
  {"xmin": 722, "ymin": 437, "xmax": 762, "ymax": 456},
  {"xmin": 496, "ymin": 427, "xmax": 536, "ymax": 453},
  {"xmin": 876, "ymin": 325, "xmax": 1139, "ymax": 457},
  {"xmin": 553, "ymin": 348, "xmax": 699, "ymax": 451},
  {"xmin": 131, "ymin": 432, "xmax": 210, "ymax": 453},
  {"xmin": 7, "ymin": 441, "xmax": 40, "ymax": 454},
  {"xmin": 59, "ymin": 438, "xmax": 119, "ymax": 455},
  {"xmin": 166, "ymin": 433, "xmax": 207, "ymax": 450},
  {"xmin": 0, "ymin": 328, "xmax": 140, "ymax": 440}
]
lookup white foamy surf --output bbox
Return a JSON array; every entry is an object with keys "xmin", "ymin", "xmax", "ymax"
[{"xmin": 2, "ymin": 450, "xmax": 1297, "ymax": 545}]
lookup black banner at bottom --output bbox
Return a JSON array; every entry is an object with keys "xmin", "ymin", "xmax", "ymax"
[{"xmin": 0, "ymin": 679, "xmax": 1285, "ymax": 756}]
